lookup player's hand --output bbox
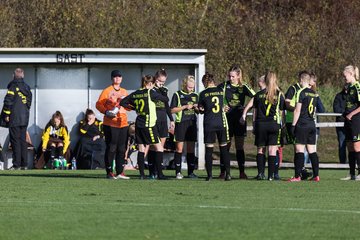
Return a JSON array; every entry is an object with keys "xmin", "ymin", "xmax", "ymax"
[
  {"xmin": 170, "ymin": 121, "xmax": 175, "ymax": 131},
  {"xmin": 223, "ymin": 105, "xmax": 230, "ymax": 113},
  {"xmin": 186, "ymin": 104, "xmax": 193, "ymax": 110},
  {"xmin": 240, "ymin": 115, "xmax": 246, "ymax": 125},
  {"xmin": 5, "ymin": 116, "xmax": 9, "ymax": 122},
  {"xmin": 346, "ymin": 113, "xmax": 353, "ymax": 121}
]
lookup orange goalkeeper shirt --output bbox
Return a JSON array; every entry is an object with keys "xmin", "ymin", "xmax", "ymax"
[{"xmin": 96, "ymin": 85, "xmax": 129, "ymax": 128}]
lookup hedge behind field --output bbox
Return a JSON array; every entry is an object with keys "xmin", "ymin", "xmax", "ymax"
[{"xmin": 1, "ymin": 0, "xmax": 359, "ymax": 88}]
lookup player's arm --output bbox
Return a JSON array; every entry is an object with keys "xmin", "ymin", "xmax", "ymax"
[
  {"xmin": 119, "ymin": 93, "xmax": 135, "ymax": 110},
  {"xmin": 241, "ymin": 97, "xmax": 254, "ymax": 123}
]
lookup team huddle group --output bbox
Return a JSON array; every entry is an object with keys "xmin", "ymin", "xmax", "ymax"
[
  {"xmin": 2, "ymin": 65, "xmax": 360, "ymax": 181},
  {"xmin": 97, "ymin": 65, "xmax": 360, "ymax": 182}
]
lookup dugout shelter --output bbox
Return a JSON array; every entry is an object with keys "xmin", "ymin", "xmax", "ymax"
[{"xmin": 0, "ymin": 48, "xmax": 207, "ymax": 169}]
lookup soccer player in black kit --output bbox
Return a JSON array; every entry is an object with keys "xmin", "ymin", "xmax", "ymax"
[
  {"xmin": 341, "ymin": 65, "xmax": 360, "ymax": 180},
  {"xmin": 288, "ymin": 71, "xmax": 320, "ymax": 182},
  {"xmin": 147, "ymin": 69, "xmax": 175, "ymax": 179},
  {"xmin": 253, "ymin": 71, "xmax": 285, "ymax": 180},
  {"xmin": 120, "ymin": 75, "xmax": 169, "ymax": 180},
  {"xmin": 218, "ymin": 65, "xmax": 255, "ymax": 179},
  {"xmin": 198, "ymin": 73, "xmax": 231, "ymax": 181},
  {"xmin": 170, "ymin": 75, "xmax": 199, "ymax": 179}
]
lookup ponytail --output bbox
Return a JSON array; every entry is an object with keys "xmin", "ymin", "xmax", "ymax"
[
  {"xmin": 355, "ymin": 66, "xmax": 359, "ymax": 80},
  {"xmin": 202, "ymin": 72, "xmax": 214, "ymax": 87},
  {"xmin": 344, "ymin": 65, "xmax": 359, "ymax": 80},
  {"xmin": 265, "ymin": 71, "xmax": 279, "ymax": 105}
]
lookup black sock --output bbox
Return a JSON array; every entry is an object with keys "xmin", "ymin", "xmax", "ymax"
[
  {"xmin": 155, "ymin": 151, "xmax": 164, "ymax": 177},
  {"xmin": 220, "ymin": 146, "xmax": 231, "ymax": 175},
  {"xmin": 349, "ymin": 152, "xmax": 356, "ymax": 176},
  {"xmin": 236, "ymin": 149, "xmax": 245, "ymax": 173},
  {"xmin": 137, "ymin": 152, "xmax": 145, "ymax": 176},
  {"xmin": 309, "ymin": 153, "xmax": 319, "ymax": 177},
  {"xmin": 187, "ymin": 153, "xmax": 195, "ymax": 175},
  {"xmin": 147, "ymin": 150, "xmax": 156, "ymax": 176},
  {"xmin": 256, "ymin": 154, "xmax": 265, "ymax": 175},
  {"xmin": 174, "ymin": 152, "xmax": 182, "ymax": 174},
  {"xmin": 295, "ymin": 153, "xmax": 304, "ymax": 178},
  {"xmin": 355, "ymin": 152, "xmax": 360, "ymax": 175},
  {"xmin": 57, "ymin": 146, "xmax": 64, "ymax": 158},
  {"xmin": 50, "ymin": 146, "xmax": 56, "ymax": 159},
  {"xmin": 275, "ymin": 151, "xmax": 279, "ymax": 175},
  {"xmin": 268, "ymin": 156, "xmax": 276, "ymax": 179},
  {"xmin": 205, "ymin": 147, "xmax": 213, "ymax": 178}
]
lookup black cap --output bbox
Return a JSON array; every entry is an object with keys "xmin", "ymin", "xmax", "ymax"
[{"xmin": 111, "ymin": 70, "xmax": 122, "ymax": 78}]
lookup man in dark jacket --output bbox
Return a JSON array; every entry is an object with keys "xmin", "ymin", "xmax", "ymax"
[
  {"xmin": 2, "ymin": 68, "xmax": 32, "ymax": 169},
  {"xmin": 333, "ymin": 84, "xmax": 348, "ymax": 164}
]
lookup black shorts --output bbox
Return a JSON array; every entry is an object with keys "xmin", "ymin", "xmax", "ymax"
[
  {"xmin": 345, "ymin": 119, "xmax": 360, "ymax": 142},
  {"xmin": 255, "ymin": 122, "xmax": 281, "ymax": 147},
  {"xmin": 227, "ymin": 114, "xmax": 247, "ymax": 137},
  {"xmin": 155, "ymin": 120, "xmax": 168, "ymax": 138},
  {"xmin": 135, "ymin": 126, "xmax": 160, "ymax": 145},
  {"xmin": 204, "ymin": 129, "xmax": 229, "ymax": 144},
  {"xmin": 174, "ymin": 121, "xmax": 197, "ymax": 142},
  {"xmin": 295, "ymin": 126, "xmax": 316, "ymax": 145}
]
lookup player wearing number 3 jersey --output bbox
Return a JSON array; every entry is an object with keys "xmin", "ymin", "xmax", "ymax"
[{"xmin": 198, "ymin": 72, "xmax": 231, "ymax": 181}]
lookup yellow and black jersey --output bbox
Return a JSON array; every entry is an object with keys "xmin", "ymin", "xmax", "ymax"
[
  {"xmin": 170, "ymin": 91, "xmax": 198, "ymax": 123},
  {"xmin": 198, "ymin": 86, "xmax": 228, "ymax": 131},
  {"xmin": 296, "ymin": 87, "xmax": 318, "ymax": 127},
  {"xmin": 79, "ymin": 119, "xmax": 104, "ymax": 138},
  {"xmin": 153, "ymin": 86, "xmax": 174, "ymax": 122},
  {"xmin": 2, "ymin": 79, "xmax": 32, "ymax": 127},
  {"xmin": 253, "ymin": 89, "xmax": 285, "ymax": 124},
  {"xmin": 218, "ymin": 80, "xmax": 255, "ymax": 116},
  {"xmin": 285, "ymin": 83, "xmax": 301, "ymax": 123},
  {"xmin": 120, "ymin": 88, "xmax": 169, "ymax": 128},
  {"xmin": 42, "ymin": 123, "xmax": 70, "ymax": 153},
  {"xmin": 345, "ymin": 81, "xmax": 360, "ymax": 117}
]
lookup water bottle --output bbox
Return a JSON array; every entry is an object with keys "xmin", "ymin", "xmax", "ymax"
[{"xmin": 71, "ymin": 157, "xmax": 77, "ymax": 170}]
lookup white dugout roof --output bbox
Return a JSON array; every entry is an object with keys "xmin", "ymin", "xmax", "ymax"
[{"xmin": 0, "ymin": 48, "xmax": 207, "ymax": 169}]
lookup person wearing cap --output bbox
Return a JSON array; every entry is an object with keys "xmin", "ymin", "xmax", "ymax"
[{"xmin": 96, "ymin": 70, "xmax": 130, "ymax": 180}]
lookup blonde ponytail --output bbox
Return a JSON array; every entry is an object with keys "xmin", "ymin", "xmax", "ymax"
[{"xmin": 355, "ymin": 66, "xmax": 359, "ymax": 80}]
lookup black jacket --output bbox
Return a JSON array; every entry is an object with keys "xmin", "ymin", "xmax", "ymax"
[
  {"xmin": 2, "ymin": 78, "xmax": 32, "ymax": 127},
  {"xmin": 333, "ymin": 90, "xmax": 346, "ymax": 122}
]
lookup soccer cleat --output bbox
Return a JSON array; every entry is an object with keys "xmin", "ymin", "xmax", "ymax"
[
  {"xmin": 340, "ymin": 175, "xmax": 355, "ymax": 180},
  {"xmin": 239, "ymin": 172, "xmax": 248, "ymax": 179},
  {"xmin": 225, "ymin": 174, "xmax": 231, "ymax": 181},
  {"xmin": 218, "ymin": 172, "xmax": 225, "ymax": 179},
  {"xmin": 188, "ymin": 173, "xmax": 198, "ymax": 179},
  {"xmin": 355, "ymin": 175, "xmax": 360, "ymax": 181},
  {"xmin": 139, "ymin": 175, "xmax": 147, "ymax": 180},
  {"xmin": 301, "ymin": 168, "xmax": 313, "ymax": 180},
  {"xmin": 206, "ymin": 176, "xmax": 212, "ymax": 181},
  {"xmin": 8, "ymin": 166, "xmax": 20, "ymax": 170},
  {"xmin": 116, "ymin": 173, "xmax": 130, "ymax": 180},
  {"xmin": 255, "ymin": 173, "xmax": 266, "ymax": 180},
  {"xmin": 274, "ymin": 174, "xmax": 281, "ymax": 180},
  {"xmin": 288, "ymin": 176, "xmax": 301, "ymax": 182},
  {"xmin": 148, "ymin": 174, "xmax": 157, "ymax": 180},
  {"xmin": 310, "ymin": 176, "xmax": 320, "ymax": 182},
  {"xmin": 157, "ymin": 175, "xmax": 168, "ymax": 180},
  {"xmin": 176, "ymin": 172, "xmax": 184, "ymax": 180},
  {"xmin": 106, "ymin": 172, "xmax": 117, "ymax": 180}
]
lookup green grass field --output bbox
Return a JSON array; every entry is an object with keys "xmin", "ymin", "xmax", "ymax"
[{"xmin": 1, "ymin": 169, "xmax": 359, "ymax": 240}]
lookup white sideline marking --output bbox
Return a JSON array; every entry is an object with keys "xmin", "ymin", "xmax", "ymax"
[{"xmin": 2, "ymin": 200, "xmax": 360, "ymax": 215}]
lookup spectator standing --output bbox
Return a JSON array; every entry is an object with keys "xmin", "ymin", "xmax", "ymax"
[
  {"xmin": 2, "ymin": 68, "xmax": 32, "ymax": 170},
  {"xmin": 333, "ymin": 84, "xmax": 348, "ymax": 164}
]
